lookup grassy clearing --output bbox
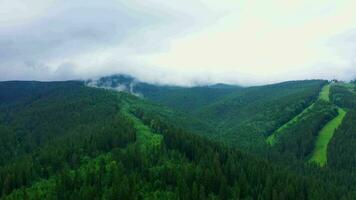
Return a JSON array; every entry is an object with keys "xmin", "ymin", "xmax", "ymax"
[
  {"xmin": 267, "ymin": 84, "xmax": 331, "ymax": 145},
  {"xmin": 309, "ymin": 108, "xmax": 346, "ymax": 166},
  {"xmin": 127, "ymin": 113, "xmax": 162, "ymax": 151},
  {"xmin": 120, "ymin": 100, "xmax": 162, "ymax": 152},
  {"xmin": 319, "ymin": 84, "xmax": 330, "ymax": 102}
]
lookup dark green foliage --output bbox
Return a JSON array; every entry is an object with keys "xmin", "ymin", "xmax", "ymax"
[
  {"xmin": 130, "ymin": 109, "xmax": 346, "ymax": 200},
  {"xmin": 330, "ymin": 85, "xmax": 356, "ymax": 109},
  {"xmin": 94, "ymin": 76, "xmax": 327, "ymax": 153},
  {"xmin": 0, "ymin": 81, "xmax": 81, "ymax": 105},
  {"xmin": 1, "ymin": 81, "xmax": 352, "ymax": 199},
  {"xmin": 272, "ymin": 101, "xmax": 338, "ymax": 159},
  {"xmin": 328, "ymin": 110, "xmax": 356, "ymax": 171},
  {"xmin": 0, "ymin": 82, "xmax": 136, "ymax": 197},
  {"xmin": 0, "ymin": 81, "xmax": 129, "ymax": 165},
  {"xmin": 327, "ymin": 110, "xmax": 356, "ymax": 194},
  {"xmin": 195, "ymin": 80, "xmax": 326, "ymax": 151},
  {"xmin": 139, "ymin": 84, "xmax": 242, "ymax": 113}
]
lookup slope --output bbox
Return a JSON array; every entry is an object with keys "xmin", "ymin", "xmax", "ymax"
[
  {"xmin": 1, "ymin": 81, "xmax": 349, "ymax": 199},
  {"xmin": 195, "ymin": 80, "xmax": 326, "ymax": 151},
  {"xmin": 89, "ymin": 76, "xmax": 328, "ymax": 152},
  {"xmin": 87, "ymin": 74, "xmax": 242, "ymax": 114},
  {"xmin": 328, "ymin": 83, "xmax": 356, "ymax": 171},
  {"xmin": 266, "ymin": 83, "xmax": 349, "ymax": 165},
  {"xmin": 309, "ymin": 83, "xmax": 350, "ymax": 166},
  {"xmin": 266, "ymin": 103, "xmax": 315, "ymax": 145},
  {"xmin": 267, "ymin": 84, "xmax": 331, "ymax": 146},
  {"xmin": 309, "ymin": 108, "xmax": 346, "ymax": 166}
]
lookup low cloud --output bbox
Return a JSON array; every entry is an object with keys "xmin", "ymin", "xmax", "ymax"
[{"xmin": 0, "ymin": 0, "xmax": 356, "ymax": 86}]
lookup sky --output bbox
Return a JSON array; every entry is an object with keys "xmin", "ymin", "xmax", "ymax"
[{"xmin": 1, "ymin": 0, "xmax": 356, "ymax": 86}]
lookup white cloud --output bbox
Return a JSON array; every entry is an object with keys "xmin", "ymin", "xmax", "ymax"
[
  {"xmin": 0, "ymin": 0, "xmax": 356, "ymax": 85},
  {"xmin": 140, "ymin": 0, "xmax": 356, "ymax": 84}
]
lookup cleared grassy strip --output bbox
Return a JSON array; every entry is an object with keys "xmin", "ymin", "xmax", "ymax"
[
  {"xmin": 266, "ymin": 103, "xmax": 315, "ymax": 145},
  {"xmin": 126, "ymin": 112, "xmax": 162, "ymax": 151},
  {"xmin": 121, "ymin": 101, "xmax": 162, "ymax": 152},
  {"xmin": 267, "ymin": 84, "xmax": 331, "ymax": 145},
  {"xmin": 319, "ymin": 84, "xmax": 330, "ymax": 102},
  {"xmin": 309, "ymin": 108, "xmax": 346, "ymax": 166}
]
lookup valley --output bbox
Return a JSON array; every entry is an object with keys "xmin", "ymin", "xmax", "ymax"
[
  {"xmin": 1, "ymin": 79, "xmax": 356, "ymax": 199},
  {"xmin": 267, "ymin": 83, "xmax": 331, "ymax": 146},
  {"xmin": 3, "ymin": 1, "xmax": 356, "ymax": 199}
]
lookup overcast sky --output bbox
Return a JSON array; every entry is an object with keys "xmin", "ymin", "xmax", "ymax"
[{"xmin": 1, "ymin": 0, "xmax": 356, "ymax": 86}]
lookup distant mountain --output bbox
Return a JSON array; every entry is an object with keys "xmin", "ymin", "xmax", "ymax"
[
  {"xmin": 86, "ymin": 74, "xmax": 243, "ymax": 113},
  {"xmin": 86, "ymin": 74, "xmax": 142, "ymax": 96}
]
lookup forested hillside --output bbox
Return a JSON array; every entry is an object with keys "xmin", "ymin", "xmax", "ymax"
[
  {"xmin": 327, "ymin": 83, "xmax": 356, "ymax": 183},
  {"xmin": 87, "ymin": 75, "xmax": 243, "ymax": 114},
  {"xmin": 137, "ymin": 80, "xmax": 326, "ymax": 152},
  {"xmin": 91, "ymin": 77, "xmax": 328, "ymax": 152},
  {"xmin": 271, "ymin": 100, "xmax": 337, "ymax": 160},
  {"xmin": 1, "ymin": 81, "xmax": 355, "ymax": 199}
]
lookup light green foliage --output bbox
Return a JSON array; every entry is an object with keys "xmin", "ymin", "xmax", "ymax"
[
  {"xmin": 267, "ymin": 84, "xmax": 329, "ymax": 146},
  {"xmin": 121, "ymin": 103, "xmax": 163, "ymax": 152},
  {"xmin": 319, "ymin": 84, "xmax": 330, "ymax": 102},
  {"xmin": 270, "ymin": 100, "xmax": 338, "ymax": 160},
  {"xmin": 309, "ymin": 108, "xmax": 346, "ymax": 166}
]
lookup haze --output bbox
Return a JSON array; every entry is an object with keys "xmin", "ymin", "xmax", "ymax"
[{"xmin": 1, "ymin": 0, "xmax": 356, "ymax": 86}]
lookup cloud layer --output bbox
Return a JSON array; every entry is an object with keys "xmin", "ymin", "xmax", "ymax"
[{"xmin": 1, "ymin": 0, "xmax": 356, "ymax": 86}]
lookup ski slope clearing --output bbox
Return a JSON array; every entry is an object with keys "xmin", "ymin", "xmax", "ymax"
[
  {"xmin": 267, "ymin": 84, "xmax": 330, "ymax": 145},
  {"xmin": 309, "ymin": 108, "xmax": 346, "ymax": 166}
]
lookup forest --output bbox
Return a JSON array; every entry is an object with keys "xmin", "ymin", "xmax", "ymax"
[{"xmin": 1, "ymin": 80, "xmax": 356, "ymax": 199}]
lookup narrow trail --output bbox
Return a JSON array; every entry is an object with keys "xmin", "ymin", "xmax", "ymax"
[
  {"xmin": 266, "ymin": 103, "xmax": 315, "ymax": 145},
  {"xmin": 318, "ymin": 84, "xmax": 330, "ymax": 101},
  {"xmin": 309, "ymin": 108, "xmax": 346, "ymax": 166},
  {"xmin": 121, "ymin": 100, "xmax": 162, "ymax": 152},
  {"xmin": 266, "ymin": 84, "xmax": 330, "ymax": 146},
  {"xmin": 265, "ymin": 83, "xmax": 348, "ymax": 166},
  {"xmin": 309, "ymin": 83, "xmax": 351, "ymax": 166}
]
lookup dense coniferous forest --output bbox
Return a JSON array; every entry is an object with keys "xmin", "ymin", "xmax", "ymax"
[
  {"xmin": 94, "ymin": 77, "xmax": 327, "ymax": 152},
  {"xmin": 272, "ymin": 101, "xmax": 338, "ymax": 160},
  {"xmin": 328, "ymin": 110, "xmax": 356, "ymax": 171},
  {"xmin": 1, "ymin": 79, "xmax": 356, "ymax": 199}
]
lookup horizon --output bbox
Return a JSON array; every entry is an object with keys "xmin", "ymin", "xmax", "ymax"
[{"xmin": 0, "ymin": 73, "xmax": 346, "ymax": 88}]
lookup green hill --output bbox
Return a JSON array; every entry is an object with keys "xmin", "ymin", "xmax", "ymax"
[
  {"xmin": 144, "ymin": 80, "xmax": 326, "ymax": 152},
  {"xmin": 1, "ymin": 81, "xmax": 348, "ymax": 199},
  {"xmin": 2, "ymin": 80, "xmax": 356, "ymax": 199},
  {"xmin": 309, "ymin": 107, "xmax": 346, "ymax": 166}
]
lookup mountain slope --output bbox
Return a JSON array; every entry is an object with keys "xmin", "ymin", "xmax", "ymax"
[
  {"xmin": 189, "ymin": 80, "xmax": 326, "ymax": 151},
  {"xmin": 0, "ymin": 81, "xmax": 352, "ymax": 199},
  {"xmin": 309, "ymin": 107, "xmax": 346, "ymax": 166},
  {"xmin": 87, "ymin": 74, "xmax": 243, "ymax": 113},
  {"xmin": 91, "ymin": 76, "xmax": 327, "ymax": 152}
]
